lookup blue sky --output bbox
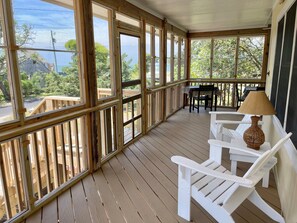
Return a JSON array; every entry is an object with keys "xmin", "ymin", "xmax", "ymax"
[
  {"xmin": 12, "ymin": 0, "xmax": 143, "ymax": 71},
  {"xmin": 13, "ymin": 0, "xmax": 77, "ymax": 71}
]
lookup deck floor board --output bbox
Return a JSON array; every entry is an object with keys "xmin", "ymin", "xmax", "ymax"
[{"xmin": 25, "ymin": 109, "xmax": 282, "ymax": 223}]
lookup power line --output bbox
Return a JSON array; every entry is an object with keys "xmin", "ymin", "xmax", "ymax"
[{"xmin": 13, "ymin": 8, "xmax": 72, "ymax": 13}]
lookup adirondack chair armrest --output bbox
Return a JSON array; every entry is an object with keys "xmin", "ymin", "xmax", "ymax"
[
  {"xmin": 209, "ymin": 111, "xmax": 242, "ymax": 115},
  {"xmin": 215, "ymin": 120, "xmax": 263, "ymax": 126},
  {"xmin": 171, "ymin": 156, "xmax": 253, "ymax": 187},
  {"xmin": 208, "ymin": 139, "xmax": 263, "ymax": 157}
]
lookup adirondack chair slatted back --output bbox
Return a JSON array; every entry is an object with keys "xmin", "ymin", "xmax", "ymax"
[
  {"xmin": 235, "ymin": 115, "xmax": 252, "ymax": 136},
  {"xmin": 243, "ymin": 133, "xmax": 292, "ymax": 179}
]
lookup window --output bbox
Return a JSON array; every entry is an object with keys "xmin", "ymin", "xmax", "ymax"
[
  {"xmin": 146, "ymin": 25, "xmax": 161, "ymax": 88},
  {"xmin": 146, "ymin": 25, "xmax": 152, "ymax": 87},
  {"xmin": 190, "ymin": 36, "xmax": 265, "ymax": 79},
  {"xmin": 237, "ymin": 36, "xmax": 264, "ymax": 79},
  {"xmin": 190, "ymin": 39, "xmax": 211, "ymax": 78},
  {"xmin": 174, "ymin": 35, "xmax": 179, "ymax": 81},
  {"xmin": 166, "ymin": 33, "xmax": 172, "ymax": 83},
  {"xmin": 0, "ymin": 3, "xmax": 16, "ymax": 124},
  {"xmin": 181, "ymin": 38, "xmax": 186, "ymax": 79},
  {"xmin": 92, "ymin": 3, "xmax": 115, "ymax": 100},
  {"xmin": 12, "ymin": 0, "xmax": 82, "ymax": 117},
  {"xmin": 212, "ymin": 37, "xmax": 236, "ymax": 78},
  {"xmin": 155, "ymin": 29, "xmax": 161, "ymax": 85}
]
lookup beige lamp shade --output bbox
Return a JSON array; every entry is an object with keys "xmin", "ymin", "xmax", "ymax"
[{"xmin": 238, "ymin": 91, "xmax": 276, "ymax": 115}]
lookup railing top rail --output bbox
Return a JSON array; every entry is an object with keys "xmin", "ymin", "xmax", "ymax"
[
  {"xmin": 147, "ymin": 80, "xmax": 188, "ymax": 93},
  {"xmin": 189, "ymin": 78, "xmax": 265, "ymax": 84},
  {"xmin": 0, "ymin": 99, "xmax": 119, "ymax": 142}
]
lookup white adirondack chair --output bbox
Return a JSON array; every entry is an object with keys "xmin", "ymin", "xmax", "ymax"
[
  {"xmin": 209, "ymin": 111, "xmax": 261, "ymax": 142},
  {"xmin": 171, "ymin": 133, "xmax": 292, "ymax": 223}
]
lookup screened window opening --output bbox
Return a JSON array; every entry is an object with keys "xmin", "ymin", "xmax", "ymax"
[
  {"xmin": 0, "ymin": 3, "xmax": 16, "ymax": 124},
  {"xmin": 190, "ymin": 39, "xmax": 211, "ymax": 78},
  {"xmin": 237, "ymin": 36, "xmax": 264, "ymax": 79},
  {"xmin": 166, "ymin": 33, "xmax": 172, "ymax": 83},
  {"xmin": 92, "ymin": 3, "xmax": 115, "ymax": 100},
  {"xmin": 212, "ymin": 37, "xmax": 236, "ymax": 78},
  {"xmin": 146, "ymin": 25, "xmax": 161, "ymax": 88},
  {"xmin": 12, "ymin": 0, "xmax": 82, "ymax": 117},
  {"xmin": 190, "ymin": 35, "xmax": 265, "ymax": 79}
]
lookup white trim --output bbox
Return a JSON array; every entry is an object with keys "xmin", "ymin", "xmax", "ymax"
[
  {"xmin": 277, "ymin": 0, "xmax": 296, "ymax": 22},
  {"xmin": 283, "ymin": 6, "xmax": 297, "ymax": 129},
  {"xmin": 272, "ymin": 115, "xmax": 297, "ymax": 173}
]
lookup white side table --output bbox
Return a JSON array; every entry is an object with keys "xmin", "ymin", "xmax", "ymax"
[{"xmin": 230, "ymin": 138, "xmax": 271, "ymax": 188}]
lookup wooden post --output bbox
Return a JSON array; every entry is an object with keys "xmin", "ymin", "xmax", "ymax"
[
  {"xmin": 262, "ymin": 32, "xmax": 270, "ymax": 84},
  {"xmin": 74, "ymin": 0, "xmax": 98, "ymax": 171},
  {"xmin": 162, "ymin": 19, "xmax": 167, "ymax": 121},
  {"xmin": 141, "ymin": 19, "xmax": 147, "ymax": 135},
  {"xmin": 114, "ymin": 12, "xmax": 124, "ymax": 152}
]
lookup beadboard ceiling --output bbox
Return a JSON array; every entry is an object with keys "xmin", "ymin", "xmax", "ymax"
[{"xmin": 127, "ymin": 0, "xmax": 276, "ymax": 32}]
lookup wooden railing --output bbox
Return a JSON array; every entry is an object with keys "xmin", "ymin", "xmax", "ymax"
[
  {"xmin": 189, "ymin": 79, "xmax": 266, "ymax": 108},
  {"xmin": 29, "ymin": 96, "xmax": 81, "ymax": 116},
  {"xmin": 0, "ymin": 115, "xmax": 88, "ymax": 222}
]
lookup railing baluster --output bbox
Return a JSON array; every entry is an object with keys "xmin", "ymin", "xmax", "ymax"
[
  {"xmin": 59, "ymin": 124, "xmax": 67, "ymax": 183},
  {"xmin": 73, "ymin": 119, "xmax": 81, "ymax": 175},
  {"xmin": 105, "ymin": 108, "xmax": 113, "ymax": 154},
  {"xmin": 0, "ymin": 144, "xmax": 12, "ymax": 218},
  {"xmin": 32, "ymin": 133, "xmax": 42, "ymax": 198},
  {"xmin": 79, "ymin": 117, "xmax": 87, "ymax": 171},
  {"xmin": 10, "ymin": 141, "xmax": 22, "ymax": 211},
  {"xmin": 67, "ymin": 122, "xmax": 74, "ymax": 178},
  {"xmin": 41, "ymin": 130, "xmax": 52, "ymax": 193},
  {"xmin": 51, "ymin": 127, "xmax": 59, "ymax": 188}
]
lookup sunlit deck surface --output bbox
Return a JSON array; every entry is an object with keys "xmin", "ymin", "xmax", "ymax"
[{"xmin": 25, "ymin": 108, "xmax": 281, "ymax": 223}]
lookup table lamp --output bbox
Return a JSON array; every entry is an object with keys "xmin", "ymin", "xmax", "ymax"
[{"xmin": 237, "ymin": 91, "xmax": 275, "ymax": 150}]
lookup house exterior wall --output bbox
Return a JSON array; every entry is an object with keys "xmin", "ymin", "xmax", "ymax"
[{"xmin": 266, "ymin": 0, "xmax": 297, "ymax": 222}]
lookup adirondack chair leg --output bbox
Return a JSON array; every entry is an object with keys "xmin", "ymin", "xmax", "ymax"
[
  {"xmin": 177, "ymin": 165, "xmax": 191, "ymax": 221},
  {"xmin": 261, "ymin": 172, "xmax": 269, "ymax": 188},
  {"xmin": 209, "ymin": 144, "xmax": 223, "ymax": 165},
  {"xmin": 248, "ymin": 191, "xmax": 285, "ymax": 223},
  {"xmin": 231, "ymin": 160, "xmax": 237, "ymax": 175}
]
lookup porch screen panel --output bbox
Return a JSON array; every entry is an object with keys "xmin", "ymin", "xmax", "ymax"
[
  {"xmin": 286, "ymin": 29, "xmax": 297, "ymax": 148},
  {"xmin": 275, "ymin": 2, "xmax": 296, "ymax": 125},
  {"xmin": 271, "ymin": 17, "xmax": 285, "ymax": 107}
]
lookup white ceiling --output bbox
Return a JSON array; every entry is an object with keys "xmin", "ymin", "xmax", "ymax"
[{"xmin": 128, "ymin": 0, "xmax": 276, "ymax": 32}]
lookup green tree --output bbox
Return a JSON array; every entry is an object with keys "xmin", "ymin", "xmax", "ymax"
[
  {"xmin": 190, "ymin": 37, "xmax": 264, "ymax": 79},
  {"xmin": 44, "ymin": 72, "xmax": 63, "ymax": 95},
  {"xmin": 94, "ymin": 43, "xmax": 111, "ymax": 88},
  {"xmin": 0, "ymin": 23, "xmax": 34, "ymax": 102},
  {"xmin": 190, "ymin": 39, "xmax": 212, "ymax": 78}
]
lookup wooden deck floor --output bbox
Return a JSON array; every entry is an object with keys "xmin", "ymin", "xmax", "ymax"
[{"xmin": 25, "ymin": 109, "xmax": 282, "ymax": 223}]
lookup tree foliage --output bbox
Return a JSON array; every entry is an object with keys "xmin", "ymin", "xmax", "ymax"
[
  {"xmin": 0, "ymin": 24, "xmax": 34, "ymax": 102},
  {"xmin": 190, "ymin": 37, "xmax": 264, "ymax": 79}
]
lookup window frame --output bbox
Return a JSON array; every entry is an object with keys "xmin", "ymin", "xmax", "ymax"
[{"xmin": 189, "ymin": 34, "xmax": 266, "ymax": 80}]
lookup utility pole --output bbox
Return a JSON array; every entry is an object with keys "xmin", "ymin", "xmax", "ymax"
[{"xmin": 51, "ymin": 30, "xmax": 58, "ymax": 72}]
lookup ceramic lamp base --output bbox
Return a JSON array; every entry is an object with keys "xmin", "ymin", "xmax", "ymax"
[{"xmin": 243, "ymin": 116, "xmax": 265, "ymax": 150}]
